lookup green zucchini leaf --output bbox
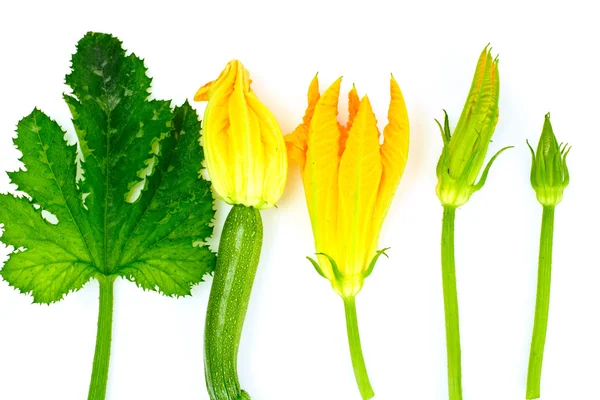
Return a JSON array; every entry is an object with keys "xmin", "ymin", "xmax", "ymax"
[{"xmin": 0, "ymin": 32, "xmax": 215, "ymax": 304}]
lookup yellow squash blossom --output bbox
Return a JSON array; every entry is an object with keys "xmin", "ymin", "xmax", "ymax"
[
  {"xmin": 195, "ymin": 60, "xmax": 287, "ymax": 209},
  {"xmin": 286, "ymin": 75, "xmax": 409, "ymax": 400},
  {"xmin": 286, "ymin": 75, "xmax": 409, "ymax": 297},
  {"xmin": 194, "ymin": 60, "xmax": 288, "ymax": 400}
]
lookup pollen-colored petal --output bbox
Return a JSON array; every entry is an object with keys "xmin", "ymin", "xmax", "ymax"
[
  {"xmin": 304, "ymin": 78, "xmax": 343, "ymax": 278},
  {"xmin": 347, "ymin": 85, "xmax": 360, "ymax": 130},
  {"xmin": 194, "ymin": 80, "xmax": 214, "ymax": 101},
  {"xmin": 199, "ymin": 62, "xmax": 243, "ymax": 204},
  {"xmin": 307, "ymin": 77, "xmax": 343, "ymax": 172},
  {"xmin": 304, "ymin": 74, "xmax": 321, "ymax": 126},
  {"xmin": 337, "ymin": 96, "xmax": 383, "ymax": 278},
  {"xmin": 372, "ymin": 76, "xmax": 410, "ymax": 243},
  {"xmin": 285, "ymin": 126, "xmax": 308, "ymax": 169},
  {"xmin": 194, "ymin": 60, "xmax": 238, "ymax": 102},
  {"xmin": 202, "ymin": 85, "xmax": 236, "ymax": 202},
  {"xmin": 285, "ymin": 75, "xmax": 321, "ymax": 171},
  {"xmin": 339, "ymin": 85, "xmax": 360, "ymax": 155},
  {"xmin": 247, "ymin": 92, "xmax": 287, "ymax": 208}
]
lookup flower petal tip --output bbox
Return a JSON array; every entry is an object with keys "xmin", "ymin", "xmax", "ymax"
[{"xmin": 194, "ymin": 82, "xmax": 211, "ymax": 102}]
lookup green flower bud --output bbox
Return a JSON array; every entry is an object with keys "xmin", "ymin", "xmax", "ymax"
[
  {"xmin": 528, "ymin": 113, "xmax": 571, "ymax": 206},
  {"xmin": 436, "ymin": 46, "xmax": 512, "ymax": 207}
]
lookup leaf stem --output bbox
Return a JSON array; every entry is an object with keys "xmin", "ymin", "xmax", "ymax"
[
  {"xmin": 441, "ymin": 206, "xmax": 463, "ymax": 400},
  {"xmin": 526, "ymin": 205, "xmax": 555, "ymax": 399},
  {"xmin": 88, "ymin": 275, "xmax": 116, "ymax": 400},
  {"xmin": 343, "ymin": 295, "xmax": 374, "ymax": 400}
]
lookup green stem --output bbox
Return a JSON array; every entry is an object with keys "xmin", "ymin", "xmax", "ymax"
[
  {"xmin": 441, "ymin": 206, "xmax": 462, "ymax": 400},
  {"xmin": 88, "ymin": 275, "xmax": 115, "ymax": 400},
  {"xmin": 204, "ymin": 205, "xmax": 263, "ymax": 400},
  {"xmin": 343, "ymin": 296, "xmax": 374, "ymax": 400},
  {"xmin": 526, "ymin": 205, "xmax": 555, "ymax": 399}
]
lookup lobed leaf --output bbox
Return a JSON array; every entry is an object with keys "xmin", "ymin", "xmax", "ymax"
[{"xmin": 0, "ymin": 32, "xmax": 215, "ymax": 303}]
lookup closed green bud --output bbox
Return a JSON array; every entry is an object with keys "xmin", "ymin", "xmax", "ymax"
[
  {"xmin": 436, "ymin": 46, "xmax": 512, "ymax": 207},
  {"xmin": 528, "ymin": 113, "xmax": 571, "ymax": 206}
]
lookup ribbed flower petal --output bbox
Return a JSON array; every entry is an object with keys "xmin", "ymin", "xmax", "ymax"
[
  {"xmin": 196, "ymin": 59, "xmax": 287, "ymax": 208},
  {"xmin": 202, "ymin": 101, "xmax": 234, "ymax": 202},
  {"xmin": 285, "ymin": 75, "xmax": 320, "ymax": 171},
  {"xmin": 195, "ymin": 61, "xmax": 237, "ymax": 102},
  {"xmin": 347, "ymin": 85, "xmax": 360, "ymax": 130},
  {"xmin": 305, "ymin": 75, "xmax": 321, "ymax": 125},
  {"xmin": 338, "ymin": 85, "xmax": 360, "ymax": 156},
  {"xmin": 305, "ymin": 78, "xmax": 343, "ymax": 278},
  {"xmin": 247, "ymin": 93, "xmax": 287, "ymax": 208},
  {"xmin": 372, "ymin": 76, "xmax": 410, "ymax": 246},
  {"xmin": 337, "ymin": 96, "xmax": 383, "ymax": 285},
  {"xmin": 227, "ymin": 63, "xmax": 262, "ymax": 205},
  {"xmin": 194, "ymin": 80, "xmax": 213, "ymax": 101}
]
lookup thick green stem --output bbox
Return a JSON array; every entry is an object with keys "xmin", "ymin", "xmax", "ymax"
[
  {"xmin": 88, "ymin": 275, "xmax": 115, "ymax": 400},
  {"xmin": 343, "ymin": 296, "xmax": 374, "ymax": 400},
  {"xmin": 204, "ymin": 205, "xmax": 263, "ymax": 400},
  {"xmin": 441, "ymin": 206, "xmax": 462, "ymax": 400},
  {"xmin": 526, "ymin": 205, "xmax": 555, "ymax": 399}
]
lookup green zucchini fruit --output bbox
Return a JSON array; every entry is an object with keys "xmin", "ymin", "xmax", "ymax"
[{"xmin": 204, "ymin": 204, "xmax": 263, "ymax": 400}]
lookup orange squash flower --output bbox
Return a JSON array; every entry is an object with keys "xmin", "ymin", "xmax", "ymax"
[
  {"xmin": 286, "ymin": 75, "xmax": 409, "ymax": 399},
  {"xmin": 286, "ymin": 75, "xmax": 409, "ymax": 297}
]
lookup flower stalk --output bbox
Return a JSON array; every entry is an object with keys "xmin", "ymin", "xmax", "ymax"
[
  {"xmin": 525, "ymin": 113, "xmax": 570, "ymax": 399},
  {"xmin": 435, "ymin": 46, "xmax": 509, "ymax": 400},
  {"xmin": 343, "ymin": 296, "xmax": 374, "ymax": 400},
  {"xmin": 441, "ymin": 206, "xmax": 462, "ymax": 400},
  {"xmin": 526, "ymin": 205, "xmax": 554, "ymax": 399},
  {"xmin": 286, "ymin": 74, "xmax": 410, "ymax": 399}
]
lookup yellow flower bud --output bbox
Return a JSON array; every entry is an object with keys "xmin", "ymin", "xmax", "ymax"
[
  {"xmin": 435, "ymin": 46, "xmax": 511, "ymax": 208},
  {"xmin": 194, "ymin": 60, "xmax": 287, "ymax": 209}
]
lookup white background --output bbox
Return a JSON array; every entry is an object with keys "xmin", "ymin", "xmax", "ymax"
[{"xmin": 0, "ymin": 1, "xmax": 598, "ymax": 399}]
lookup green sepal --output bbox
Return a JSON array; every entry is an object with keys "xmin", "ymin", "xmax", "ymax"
[
  {"xmin": 306, "ymin": 256, "xmax": 327, "ymax": 279},
  {"xmin": 527, "ymin": 139, "xmax": 537, "ymax": 184},
  {"xmin": 363, "ymin": 247, "xmax": 391, "ymax": 279},
  {"xmin": 472, "ymin": 146, "xmax": 514, "ymax": 192},
  {"xmin": 435, "ymin": 110, "xmax": 452, "ymax": 145},
  {"xmin": 561, "ymin": 144, "xmax": 571, "ymax": 187},
  {"xmin": 316, "ymin": 252, "xmax": 343, "ymax": 281}
]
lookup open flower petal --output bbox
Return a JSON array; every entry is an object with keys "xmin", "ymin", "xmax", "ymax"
[
  {"xmin": 287, "ymin": 75, "xmax": 410, "ymax": 297},
  {"xmin": 337, "ymin": 96, "xmax": 383, "ymax": 281},
  {"xmin": 372, "ymin": 76, "xmax": 410, "ymax": 239},
  {"xmin": 304, "ymin": 78, "xmax": 343, "ymax": 276},
  {"xmin": 285, "ymin": 75, "xmax": 320, "ymax": 170}
]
